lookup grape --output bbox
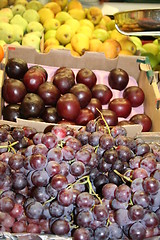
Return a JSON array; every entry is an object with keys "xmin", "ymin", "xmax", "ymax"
[
  {"xmin": 12, "ymin": 172, "xmax": 27, "ymax": 190},
  {"xmin": 60, "ymin": 161, "xmax": 70, "ymax": 176},
  {"xmin": 76, "ymin": 192, "xmax": 95, "ymax": 209},
  {"xmin": 31, "ymin": 170, "xmax": 49, "ymax": 187},
  {"xmin": 143, "ymin": 211, "xmax": 159, "ymax": 228},
  {"xmin": 50, "ymin": 174, "xmax": 68, "ymax": 191},
  {"xmin": 10, "ymin": 203, "xmax": 24, "ymax": 219},
  {"xmin": 61, "ymin": 145, "xmax": 75, "ymax": 161},
  {"xmin": 129, "ymin": 156, "xmax": 142, "ymax": 169},
  {"xmin": 103, "ymin": 149, "xmax": 118, "ymax": 164},
  {"xmin": 32, "ymin": 143, "xmax": 48, "ymax": 155},
  {"xmin": 102, "ymin": 183, "xmax": 117, "ymax": 200},
  {"xmin": 57, "ymin": 188, "xmax": 73, "ymax": 207},
  {"xmin": 11, "ymin": 127, "xmax": 25, "ymax": 140},
  {"xmin": 128, "ymin": 204, "xmax": 144, "ymax": 221},
  {"xmin": 30, "ymin": 154, "xmax": 48, "ymax": 170},
  {"xmin": 129, "ymin": 222, "xmax": 146, "ymax": 240},
  {"xmin": 111, "ymin": 199, "xmax": 128, "ymax": 210},
  {"xmin": 32, "ymin": 132, "xmax": 44, "ymax": 144},
  {"xmin": 41, "ymin": 132, "xmax": 58, "ymax": 149},
  {"xmin": 94, "ymin": 226, "xmax": 110, "ymax": 240},
  {"xmin": 140, "ymin": 156, "xmax": 157, "ymax": 174},
  {"xmin": 93, "ymin": 203, "xmax": 109, "ymax": 222},
  {"xmin": 76, "ymin": 210, "xmax": 94, "ymax": 228},
  {"xmin": 73, "ymin": 227, "xmax": 91, "ymax": 240},
  {"xmin": 131, "ymin": 178, "xmax": 143, "ymax": 192},
  {"xmin": 49, "ymin": 200, "xmax": 64, "ymax": 217},
  {"xmin": 1, "ymin": 212, "xmax": 15, "ymax": 228},
  {"xmin": 70, "ymin": 160, "xmax": 85, "ymax": 177},
  {"xmin": 99, "ymin": 134, "xmax": 114, "ymax": 150},
  {"xmin": 32, "ymin": 186, "xmax": 50, "ymax": 203},
  {"xmin": 135, "ymin": 142, "xmax": 151, "ymax": 156},
  {"xmin": 108, "ymin": 222, "xmax": 123, "ymax": 239},
  {"xmin": 0, "ymin": 196, "xmax": 15, "ymax": 213},
  {"xmin": 25, "ymin": 201, "xmax": 43, "ymax": 219},
  {"xmin": 75, "ymin": 149, "xmax": 91, "ymax": 164},
  {"xmin": 65, "ymin": 136, "xmax": 82, "ymax": 152},
  {"xmin": 88, "ymin": 131, "xmax": 103, "ymax": 146},
  {"xmin": 151, "ymin": 169, "xmax": 160, "ymax": 181},
  {"xmin": 8, "ymin": 153, "xmax": 24, "ymax": 170},
  {"xmin": 93, "ymin": 174, "xmax": 109, "ymax": 194},
  {"xmin": 132, "ymin": 167, "xmax": 149, "ymax": 179},
  {"xmin": 116, "ymin": 145, "xmax": 134, "ymax": 162},
  {"xmin": 98, "ymin": 158, "xmax": 112, "ymax": 173},
  {"xmin": 143, "ymin": 177, "xmax": 160, "ymax": 194},
  {"xmin": 12, "ymin": 220, "xmax": 27, "ymax": 233},
  {"xmin": 47, "ymin": 147, "xmax": 63, "ymax": 163},
  {"xmin": 76, "ymin": 130, "xmax": 91, "ymax": 145},
  {"xmin": 51, "ymin": 125, "xmax": 67, "ymax": 141},
  {"xmin": 50, "ymin": 219, "xmax": 70, "ymax": 235},
  {"xmin": 0, "ymin": 127, "xmax": 9, "ymax": 141},
  {"xmin": 115, "ymin": 184, "xmax": 131, "ymax": 203},
  {"xmin": 23, "ymin": 126, "xmax": 37, "ymax": 138},
  {"xmin": 45, "ymin": 161, "xmax": 61, "ymax": 177},
  {"xmin": 110, "ymin": 126, "xmax": 127, "ymax": 138},
  {"xmin": 115, "ymin": 209, "xmax": 132, "ymax": 227},
  {"xmin": 133, "ymin": 190, "xmax": 150, "ymax": 208},
  {"xmin": 108, "ymin": 170, "xmax": 123, "ymax": 185}
]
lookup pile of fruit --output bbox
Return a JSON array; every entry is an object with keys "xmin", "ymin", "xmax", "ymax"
[
  {"xmin": 0, "ymin": 120, "xmax": 159, "ymax": 239},
  {"xmin": 0, "ymin": 0, "xmax": 160, "ymax": 70},
  {"xmin": 2, "ymin": 57, "xmax": 152, "ymax": 131}
]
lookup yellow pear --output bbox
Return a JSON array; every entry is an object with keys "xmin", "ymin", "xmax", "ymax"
[
  {"xmin": 106, "ymin": 20, "xmax": 116, "ymax": 31},
  {"xmin": 44, "ymin": 2, "xmax": 61, "ymax": 15},
  {"xmin": 43, "ymin": 18, "xmax": 60, "ymax": 32},
  {"xmin": 118, "ymin": 50, "xmax": 133, "ymax": 56},
  {"xmin": 67, "ymin": 0, "xmax": 83, "ymax": 10},
  {"xmin": 119, "ymin": 37, "xmax": 137, "ymax": 55},
  {"xmin": 76, "ymin": 25, "xmax": 93, "ymax": 39},
  {"xmin": 0, "ymin": 0, "xmax": 8, "ymax": 9},
  {"xmin": 14, "ymin": 0, "xmax": 28, "ymax": 7},
  {"xmin": 65, "ymin": 18, "xmax": 80, "ymax": 34},
  {"xmin": 110, "ymin": 29, "xmax": 127, "ymax": 42},
  {"xmin": 86, "ymin": 7, "xmax": 103, "ymax": 25},
  {"xmin": 71, "ymin": 32, "xmax": 89, "ymax": 55},
  {"xmin": 50, "ymin": 0, "xmax": 68, "ymax": 10},
  {"xmin": 55, "ymin": 11, "xmax": 72, "ymax": 25},
  {"xmin": 38, "ymin": 8, "xmax": 54, "ymax": 24},
  {"xmin": 89, "ymin": 38, "xmax": 102, "ymax": 52},
  {"xmin": 56, "ymin": 24, "xmax": 73, "ymax": 45},
  {"xmin": 44, "ymin": 44, "xmax": 65, "ymax": 53},
  {"xmin": 68, "ymin": 9, "xmax": 85, "ymax": 21},
  {"xmin": 99, "ymin": 40, "xmax": 119, "ymax": 59},
  {"xmin": 44, "ymin": 37, "xmax": 59, "ymax": 49},
  {"xmin": 79, "ymin": 19, "xmax": 94, "ymax": 31},
  {"xmin": 129, "ymin": 36, "xmax": 142, "ymax": 47}
]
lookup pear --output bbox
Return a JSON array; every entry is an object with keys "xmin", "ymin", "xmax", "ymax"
[
  {"xmin": 55, "ymin": 11, "xmax": 72, "ymax": 25},
  {"xmin": 65, "ymin": 18, "xmax": 80, "ymax": 35},
  {"xmin": 56, "ymin": 24, "xmax": 73, "ymax": 45},
  {"xmin": 23, "ymin": 9, "xmax": 40, "ymax": 23},
  {"xmin": 71, "ymin": 32, "xmax": 89, "ymax": 55},
  {"xmin": 89, "ymin": 38, "xmax": 102, "ymax": 52},
  {"xmin": 44, "ymin": 30, "xmax": 56, "ymax": 41},
  {"xmin": 119, "ymin": 37, "xmax": 137, "ymax": 54},
  {"xmin": 87, "ymin": 7, "xmax": 103, "ymax": 25},
  {"xmin": 129, "ymin": 36, "xmax": 142, "ymax": 47},
  {"xmin": 8, "ymin": 0, "xmax": 15, "ymax": 5},
  {"xmin": 25, "ymin": 31, "xmax": 42, "ymax": 38},
  {"xmin": 10, "ymin": 41, "xmax": 21, "ymax": 46},
  {"xmin": 14, "ymin": 0, "xmax": 28, "ymax": 7},
  {"xmin": 38, "ymin": 7, "xmax": 54, "ymax": 24},
  {"xmin": 50, "ymin": 0, "xmax": 68, "ymax": 10},
  {"xmin": 0, "ymin": 8, "xmax": 13, "ymax": 20},
  {"xmin": 79, "ymin": 19, "xmax": 94, "ymax": 31},
  {"xmin": 43, "ymin": 18, "xmax": 60, "ymax": 32},
  {"xmin": 10, "ymin": 14, "xmax": 28, "ymax": 33},
  {"xmin": 22, "ymin": 34, "xmax": 41, "ymax": 50},
  {"xmin": 110, "ymin": 29, "xmax": 126, "ymax": 42},
  {"xmin": 12, "ymin": 4, "xmax": 26, "ymax": 16},
  {"xmin": 0, "ymin": 40, "xmax": 6, "ymax": 47},
  {"xmin": 12, "ymin": 24, "xmax": 24, "ymax": 43},
  {"xmin": 92, "ymin": 28, "xmax": 109, "ymax": 42},
  {"xmin": 68, "ymin": 9, "xmax": 85, "ymax": 21},
  {"xmin": 44, "ymin": 2, "xmax": 61, "ymax": 15},
  {"xmin": 27, "ymin": 21, "xmax": 44, "ymax": 33},
  {"xmin": 26, "ymin": 0, "xmax": 43, "ymax": 11},
  {"xmin": 143, "ymin": 43, "xmax": 159, "ymax": 56},
  {"xmin": 0, "ymin": 0, "xmax": 8, "ymax": 9},
  {"xmin": 0, "ymin": 22, "xmax": 15, "ymax": 44},
  {"xmin": 76, "ymin": 25, "xmax": 93, "ymax": 39},
  {"xmin": 44, "ymin": 37, "xmax": 59, "ymax": 49},
  {"xmin": 0, "ymin": 15, "xmax": 9, "ymax": 23}
]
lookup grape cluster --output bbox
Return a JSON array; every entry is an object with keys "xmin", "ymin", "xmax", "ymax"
[{"xmin": 0, "ymin": 121, "xmax": 159, "ymax": 240}]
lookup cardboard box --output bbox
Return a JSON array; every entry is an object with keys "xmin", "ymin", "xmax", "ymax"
[{"xmin": 1, "ymin": 45, "xmax": 160, "ymax": 133}]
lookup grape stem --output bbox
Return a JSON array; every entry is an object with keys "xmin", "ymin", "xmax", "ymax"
[
  {"xmin": 67, "ymin": 175, "xmax": 102, "ymax": 204},
  {"xmin": 114, "ymin": 169, "xmax": 132, "ymax": 183},
  {"xmin": 96, "ymin": 108, "xmax": 111, "ymax": 135},
  {"xmin": 0, "ymin": 141, "xmax": 19, "ymax": 154}
]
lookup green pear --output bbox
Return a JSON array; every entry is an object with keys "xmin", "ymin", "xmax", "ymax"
[
  {"xmin": 44, "ymin": 30, "xmax": 56, "ymax": 41},
  {"xmin": 26, "ymin": 0, "xmax": 43, "ymax": 11},
  {"xmin": 55, "ymin": 11, "xmax": 72, "ymax": 25},
  {"xmin": 0, "ymin": 8, "xmax": 13, "ymax": 20},
  {"xmin": 10, "ymin": 41, "xmax": 21, "ymax": 46},
  {"xmin": 22, "ymin": 34, "xmax": 40, "ymax": 50},
  {"xmin": 14, "ymin": 0, "xmax": 28, "ymax": 7},
  {"xmin": 24, "ymin": 31, "xmax": 42, "ymax": 38},
  {"xmin": 23, "ymin": 9, "xmax": 40, "ymax": 23},
  {"xmin": 12, "ymin": 24, "xmax": 24, "ymax": 43},
  {"xmin": 0, "ymin": 40, "xmax": 6, "ymax": 47},
  {"xmin": 56, "ymin": 24, "xmax": 73, "ymax": 45},
  {"xmin": 129, "ymin": 36, "xmax": 142, "ymax": 47},
  {"xmin": 92, "ymin": 28, "xmax": 109, "ymax": 42},
  {"xmin": 143, "ymin": 43, "xmax": 159, "ymax": 56},
  {"xmin": 27, "ymin": 21, "xmax": 44, "ymax": 33},
  {"xmin": 10, "ymin": 14, "xmax": 28, "ymax": 33},
  {"xmin": 0, "ymin": 22, "xmax": 15, "ymax": 44},
  {"xmin": 12, "ymin": 4, "xmax": 26, "ymax": 16}
]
